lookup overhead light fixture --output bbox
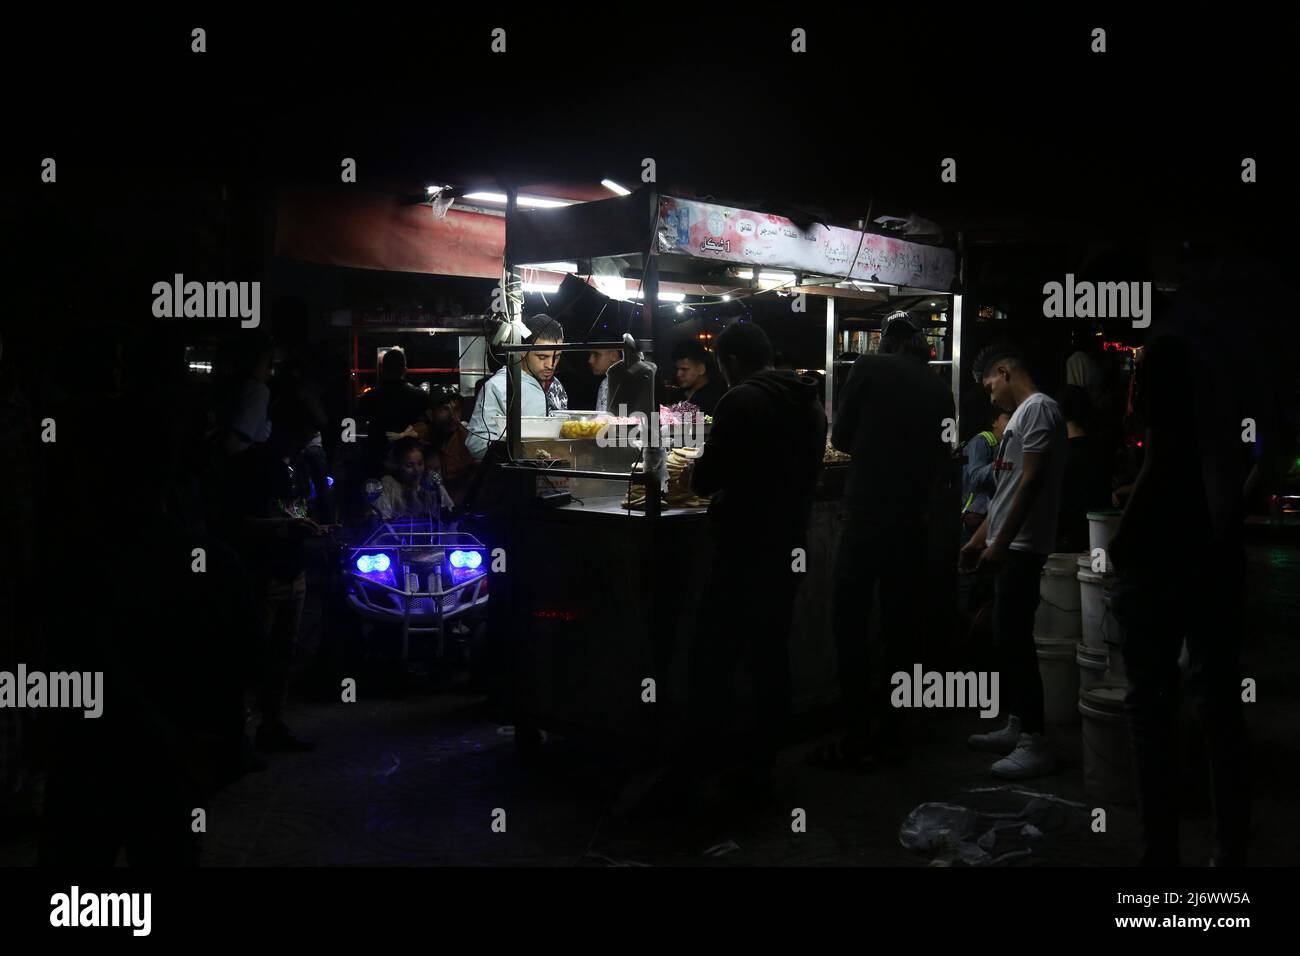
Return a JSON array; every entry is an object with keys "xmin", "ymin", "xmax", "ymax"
[
  {"xmin": 837, "ymin": 280, "xmax": 896, "ymax": 293},
  {"xmin": 522, "ymin": 283, "xmax": 560, "ymax": 294},
  {"xmin": 731, "ymin": 269, "xmax": 796, "ymax": 284},
  {"xmin": 675, "ymin": 305, "xmax": 685, "ymax": 314},
  {"xmin": 462, "ymin": 192, "xmax": 576, "ymax": 208},
  {"xmin": 634, "ymin": 291, "xmax": 685, "ymax": 302},
  {"xmin": 527, "ymin": 261, "xmax": 578, "ymax": 273},
  {"xmin": 601, "ymin": 179, "xmax": 631, "ymax": 196}
]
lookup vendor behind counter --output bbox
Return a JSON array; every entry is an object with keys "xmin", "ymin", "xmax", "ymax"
[
  {"xmin": 466, "ymin": 315, "xmax": 565, "ymax": 461},
  {"xmin": 671, "ymin": 339, "xmax": 726, "ymax": 417}
]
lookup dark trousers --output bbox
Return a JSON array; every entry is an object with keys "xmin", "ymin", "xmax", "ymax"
[
  {"xmin": 833, "ymin": 522, "xmax": 927, "ymax": 746},
  {"xmin": 992, "ymin": 549, "xmax": 1048, "ymax": 734},
  {"xmin": 255, "ymin": 573, "xmax": 307, "ymax": 725},
  {"xmin": 683, "ymin": 544, "xmax": 800, "ymax": 776},
  {"xmin": 1110, "ymin": 553, "xmax": 1250, "ymax": 866}
]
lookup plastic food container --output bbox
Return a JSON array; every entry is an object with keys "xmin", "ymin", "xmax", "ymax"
[
  {"xmin": 493, "ymin": 415, "xmax": 563, "ymax": 439},
  {"xmin": 559, "ymin": 419, "xmax": 608, "ymax": 439}
]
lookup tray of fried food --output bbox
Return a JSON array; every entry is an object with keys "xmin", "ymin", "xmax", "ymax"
[{"xmin": 559, "ymin": 416, "xmax": 611, "ymax": 439}]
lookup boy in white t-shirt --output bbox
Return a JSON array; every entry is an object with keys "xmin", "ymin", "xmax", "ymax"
[{"xmin": 959, "ymin": 342, "xmax": 1068, "ymax": 779}]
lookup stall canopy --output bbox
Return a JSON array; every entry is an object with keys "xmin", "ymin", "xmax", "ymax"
[
  {"xmin": 511, "ymin": 188, "xmax": 958, "ymax": 294},
  {"xmin": 275, "ymin": 185, "xmax": 957, "ymax": 295}
]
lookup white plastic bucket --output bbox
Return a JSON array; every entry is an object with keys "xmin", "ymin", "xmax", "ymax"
[
  {"xmin": 1044, "ymin": 551, "xmax": 1086, "ymax": 575},
  {"xmin": 1036, "ymin": 568, "xmax": 1082, "ymax": 641},
  {"xmin": 1078, "ymin": 684, "xmax": 1133, "ymax": 804},
  {"xmin": 1077, "ymin": 566, "xmax": 1116, "ymax": 650},
  {"xmin": 1098, "ymin": 592, "xmax": 1127, "ymax": 684},
  {"xmin": 1036, "ymin": 636, "xmax": 1080, "ymax": 725},
  {"xmin": 1087, "ymin": 510, "xmax": 1123, "ymax": 559},
  {"xmin": 1076, "ymin": 642, "xmax": 1109, "ymax": 692}
]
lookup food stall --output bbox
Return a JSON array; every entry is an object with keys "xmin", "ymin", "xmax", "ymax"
[{"xmin": 483, "ymin": 187, "xmax": 961, "ymax": 753}]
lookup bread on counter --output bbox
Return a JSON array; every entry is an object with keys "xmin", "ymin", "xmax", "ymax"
[{"xmin": 623, "ymin": 447, "xmax": 712, "ymax": 510}]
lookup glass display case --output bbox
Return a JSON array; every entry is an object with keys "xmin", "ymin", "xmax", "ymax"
[{"xmin": 514, "ymin": 409, "xmax": 709, "ymax": 511}]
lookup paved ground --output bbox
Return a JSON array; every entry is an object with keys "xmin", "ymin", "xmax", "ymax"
[{"xmin": 2, "ymin": 543, "xmax": 1296, "ymax": 867}]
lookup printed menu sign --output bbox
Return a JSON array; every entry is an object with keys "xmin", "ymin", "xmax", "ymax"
[{"xmin": 657, "ymin": 196, "xmax": 957, "ymax": 291}]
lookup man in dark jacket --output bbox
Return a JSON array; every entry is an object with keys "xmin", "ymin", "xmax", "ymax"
[
  {"xmin": 679, "ymin": 322, "xmax": 827, "ymax": 801},
  {"xmin": 815, "ymin": 313, "xmax": 955, "ymax": 770},
  {"xmin": 356, "ymin": 348, "xmax": 430, "ymax": 476}
]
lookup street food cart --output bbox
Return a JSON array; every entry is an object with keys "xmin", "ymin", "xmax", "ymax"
[{"xmin": 484, "ymin": 187, "xmax": 961, "ymax": 753}]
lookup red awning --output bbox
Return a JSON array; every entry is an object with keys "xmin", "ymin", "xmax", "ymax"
[{"xmin": 275, "ymin": 189, "xmax": 505, "ymax": 278}]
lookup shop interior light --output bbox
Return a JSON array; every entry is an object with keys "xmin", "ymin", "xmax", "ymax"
[
  {"xmin": 449, "ymin": 549, "xmax": 483, "ymax": 570},
  {"xmin": 356, "ymin": 553, "xmax": 391, "ymax": 574},
  {"xmin": 462, "ymin": 192, "xmax": 576, "ymax": 208},
  {"xmin": 522, "ymin": 283, "xmax": 561, "ymax": 294},
  {"xmin": 601, "ymin": 179, "xmax": 631, "ymax": 196},
  {"xmin": 526, "ymin": 261, "xmax": 578, "ymax": 273},
  {"xmin": 675, "ymin": 305, "xmax": 685, "ymax": 314}
]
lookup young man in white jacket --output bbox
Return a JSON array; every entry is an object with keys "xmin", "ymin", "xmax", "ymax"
[{"xmin": 466, "ymin": 316, "xmax": 566, "ymax": 461}]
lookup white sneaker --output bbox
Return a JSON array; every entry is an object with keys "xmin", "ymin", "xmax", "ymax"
[
  {"xmin": 991, "ymin": 733, "xmax": 1057, "ymax": 779},
  {"xmin": 967, "ymin": 715, "xmax": 1022, "ymax": 754}
]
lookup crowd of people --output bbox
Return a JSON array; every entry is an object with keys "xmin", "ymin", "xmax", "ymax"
[
  {"xmin": 641, "ymin": 269, "xmax": 1290, "ymax": 868},
  {"xmin": 1, "ymin": 249, "xmax": 1291, "ymax": 867}
]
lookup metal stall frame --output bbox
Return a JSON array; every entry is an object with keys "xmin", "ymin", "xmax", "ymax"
[{"xmin": 502, "ymin": 187, "xmax": 963, "ymax": 452}]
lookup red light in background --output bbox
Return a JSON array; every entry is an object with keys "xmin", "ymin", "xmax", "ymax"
[{"xmin": 532, "ymin": 609, "xmax": 584, "ymax": 623}]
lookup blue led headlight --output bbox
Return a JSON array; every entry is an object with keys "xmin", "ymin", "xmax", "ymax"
[
  {"xmin": 449, "ymin": 549, "xmax": 483, "ymax": 570},
  {"xmin": 356, "ymin": 553, "xmax": 391, "ymax": 573}
]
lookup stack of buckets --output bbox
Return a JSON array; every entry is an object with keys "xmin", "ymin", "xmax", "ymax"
[{"xmin": 1034, "ymin": 510, "xmax": 1133, "ymax": 804}]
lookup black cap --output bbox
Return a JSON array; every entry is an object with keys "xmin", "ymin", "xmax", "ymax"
[{"xmin": 881, "ymin": 310, "xmax": 920, "ymax": 336}]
